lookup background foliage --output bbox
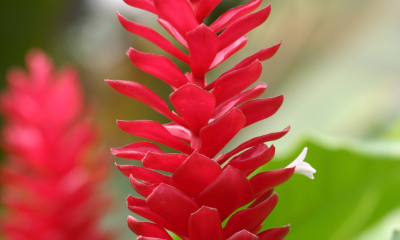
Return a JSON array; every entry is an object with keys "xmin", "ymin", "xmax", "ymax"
[{"xmin": 259, "ymin": 138, "xmax": 400, "ymax": 240}]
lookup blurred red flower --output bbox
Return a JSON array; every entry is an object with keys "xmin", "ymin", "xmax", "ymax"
[
  {"xmin": 108, "ymin": 0, "xmax": 315, "ymax": 239},
  {"xmin": 0, "ymin": 50, "xmax": 113, "ymax": 240}
]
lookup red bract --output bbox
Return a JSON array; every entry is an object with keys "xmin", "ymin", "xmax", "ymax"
[
  {"xmin": 0, "ymin": 50, "xmax": 112, "ymax": 240},
  {"xmin": 109, "ymin": 0, "xmax": 312, "ymax": 239}
]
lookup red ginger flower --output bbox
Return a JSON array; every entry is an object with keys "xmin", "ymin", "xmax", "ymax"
[
  {"xmin": 108, "ymin": 0, "xmax": 316, "ymax": 239},
  {"xmin": 0, "ymin": 50, "xmax": 112, "ymax": 240}
]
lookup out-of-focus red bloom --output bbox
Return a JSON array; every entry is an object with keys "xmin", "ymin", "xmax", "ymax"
[
  {"xmin": 0, "ymin": 50, "xmax": 112, "ymax": 240},
  {"xmin": 108, "ymin": 0, "xmax": 315, "ymax": 239}
]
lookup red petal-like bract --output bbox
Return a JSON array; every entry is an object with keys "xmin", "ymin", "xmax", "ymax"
[
  {"xmin": 109, "ymin": 1, "xmax": 309, "ymax": 239},
  {"xmin": 0, "ymin": 50, "xmax": 112, "ymax": 240},
  {"xmin": 189, "ymin": 207, "xmax": 224, "ymax": 240}
]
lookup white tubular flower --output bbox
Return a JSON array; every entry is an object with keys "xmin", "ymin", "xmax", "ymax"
[{"xmin": 285, "ymin": 147, "xmax": 316, "ymax": 179}]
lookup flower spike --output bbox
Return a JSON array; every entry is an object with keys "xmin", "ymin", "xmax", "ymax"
[
  {"xmin": 109, "ymin": 0, "xmax": 316, "ymax": 239},
  {"xmin": 0, "ymin": 50, "xmax": 112, "ymax": 239}
]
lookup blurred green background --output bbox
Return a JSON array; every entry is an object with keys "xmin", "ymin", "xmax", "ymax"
[{"xmin": 1, "ymin": 0, "xmax": 400, "ymax": 239}]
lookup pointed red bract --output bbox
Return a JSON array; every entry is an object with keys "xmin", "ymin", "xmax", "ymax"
[
  {"xmin": 226, "ymin": 144, "xmax": 275, "ymax": 173},
  {"xmin": 124, "ymin": 0, "xmax": 159, "ymax": 14},
  {"xmin": 250, "ymin": 168, "xmax": 295, "ymax": 198},
  {"xmin": 117, "ymin": 120, "xmax": 193, "ymax": 154},
  {"xmin": 239, "ymin": 95, "xmax": 284, "ymax": 128},
  {"xmin": 127, "ymin": 195, "xmax": 177, "ymax": 233},
  {"xmin": 106, "ymin": 80, "xmax": 185, "ymax": 124},
  {"xmin": 154, "ymin": 0, "xmax": 199, "ymax": 37},
  {"xmin": 189, "ymin": 207, "xmax": 224, "ymax": 240},
  {"xmin": 221, "ymin": 127, "xmax": 290, "ymax": 164},
  {"xmin": 258, "ymin": 226, "xmax": 290, "ymax": 240},
  {"xmin": 142, "ymin": 152, "xmax": 187, "ymax": 173},
  {"xmin": 170, "ymin": 84, "xmax": 216, "ymax": 134},
  {"xmin": 195, "ymin": 0, "xmax": 223, "ymax": 22},
  {"xmin": 210, "ymin": 0, "xmax": 263, "ymax": 33},
  {"xmin": 210, "ymin": 35, "xmax": 248, "ymax": 69},
  {"xmin": 172, "ymin": 152, "xmax": 222, "ymax": 199},
  {"xmin": 127, "ymin": 48, "xmax": 188, "ymax": 88},
  {"xmin": 117, "ymin": 165, "xmax": 175, "ymax": 186},
  {"xmin": 223, "ymin": 193, "xmax": 279, "ymax": 239},
  {"xmin": 117, "ymin": 13, "xmax": 189, "ymax": 64},
  {"xmin": 228, "ymin": 41, "xmax": 282, "ymax": 73},
  {"xmin": 211, "ymin": 83, "xmax": 267, "ymax": 120},
  {"xmin": 218, "ymin": 5, "xmax": 271, "ymax": 50},
  {"xmin": 157, "ymin": 18, "xmax": 189, "ymax": 48},
  {"xmin": 127, "ymin": 216, "xmax": 173, "ymax": 240},
  {"xmin": 212, "ymin": 60, "xmax": 262, "ymax": 106},
  {"xmin": 197, "ymin": 166, "xmax": 253, "ymax": 220},
  {"xmin": 199, "ymin": 108, "xmax": 246, "ymax": 158},
  {"xmin": 146, "ymin": 184, "xmax": 200, "ymax": 237},
  {"xmin": 186, "ymin": 24, "xmax": 219, "ymax": 83},
  {"xmin": 111, "ymin": 142, "xmax": 163, "ymax": 160},
  {"xmin": 129, "ymin": 175, "xmax": 158, "ymax": 197}
]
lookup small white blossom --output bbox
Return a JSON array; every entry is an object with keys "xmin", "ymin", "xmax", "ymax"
[{"xmin": 285, "ymin": 147, "xmax": 316, "ymax": 179}]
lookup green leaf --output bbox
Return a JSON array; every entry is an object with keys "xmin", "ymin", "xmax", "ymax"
[
  {"xmin": 393, "ymin": 230, "xmax": 400, "ymax": 240},
  {"xmin": 256, "ymin": 138, "xmax": 400, "ymax": 240},
  {"xmin": 170, "ymin": 231, "xmax": 182, "ymax": 240}
]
